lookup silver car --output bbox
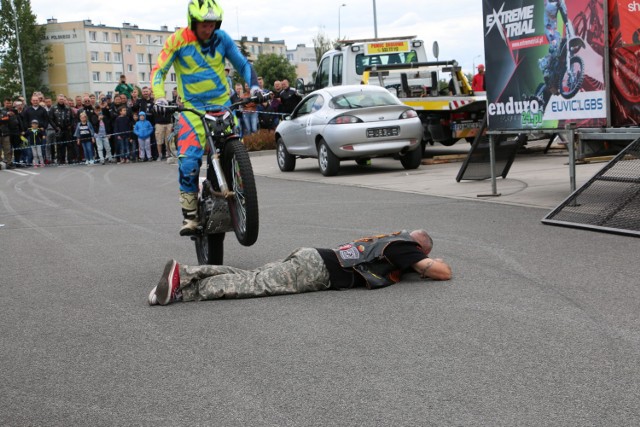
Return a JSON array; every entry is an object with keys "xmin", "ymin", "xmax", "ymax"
[{"xmin": 275, "ymin": 85, "xmax": 424, "ymax": 176}]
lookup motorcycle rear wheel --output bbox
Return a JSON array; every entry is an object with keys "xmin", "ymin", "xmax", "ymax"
[
  {"xmin": 558, "ymin": 56, "xmax": 585, "ymax": 99},
  {"xmin": 223, "ymin": 138, "xmax": 259, "ymax": 246},
  {"xmin": 195, "ymin": 233, "xmax": 225, "ymax": 265}
]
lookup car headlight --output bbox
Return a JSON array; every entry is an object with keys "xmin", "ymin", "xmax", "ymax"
[
  {"xmin": 328, "ymin": 115, "xmax": 363, "ymax": 124},
  {"xmin": 400, "ymin": 109, "xmax": 418, "ymax": 119}
]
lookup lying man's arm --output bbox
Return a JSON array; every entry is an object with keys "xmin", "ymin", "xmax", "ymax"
[{"xmin": 412, "ymin": 258, "xmax": 452, "ymax": 281}]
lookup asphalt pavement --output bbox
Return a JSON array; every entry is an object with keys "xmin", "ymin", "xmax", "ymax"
[
  {"xmin": 249, "ymin": 139, "xmax": 607, "ymax": 210},
  {"xmin": 1, "ymin": 146, "xmax": 639, "ymax": 426}
]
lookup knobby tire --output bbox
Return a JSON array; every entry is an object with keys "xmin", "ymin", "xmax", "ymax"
[
  {"xmin": 195, "ymin": 233, "xmax": 225, "ymax": 265},
  {"xmin": 223, "ymin": 138, "xmax": 259, "ymax": 246}
]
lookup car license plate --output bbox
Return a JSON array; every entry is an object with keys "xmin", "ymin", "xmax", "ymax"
[{"xmin": 367, "ymin": 126, "xmax": 399, "ymax": 138}]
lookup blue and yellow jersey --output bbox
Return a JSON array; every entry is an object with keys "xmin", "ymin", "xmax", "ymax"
[{"xmin": 151, "ymin": 28, "xmax": 256, "ymax": 110}]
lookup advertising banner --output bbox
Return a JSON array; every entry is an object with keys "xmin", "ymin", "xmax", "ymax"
[
  {"xmin": 483, "ymin": 0, "xmax": 608, "ymax": 130},
  {"xmin": 611, "ymin": 0, "xmax": 640, "ymax": 47},
  {"xmin": 609, "ymin": 0, "xmax": 640, "ymax": 125}
]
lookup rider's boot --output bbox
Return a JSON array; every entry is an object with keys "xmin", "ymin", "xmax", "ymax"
[{"xmin": 179, "ymin": 191, "xmax": 199, "ymax": 236}]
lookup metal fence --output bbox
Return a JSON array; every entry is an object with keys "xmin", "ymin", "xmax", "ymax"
[{"xmin": 543, "ymin": 137, "xmax": 640, "ymax": 237}]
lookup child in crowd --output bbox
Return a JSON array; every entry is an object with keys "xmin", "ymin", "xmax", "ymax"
[
  {"xmin": 26, "ymin": 119, "xmax": 45, "ymax": 167},
  {"xmin": 74, "ymin": 112, "xmax": 96, "ymax": 165},
  {"xmin": 134, "ymin": 111, "xmax": 154, "ymax": 161},
  {"xmin": 113, "ymin": 106, "xmax": 131, "ymax": 163},
  {"xmin": 95, "ymin": 113, "xmax": 112, "ymax": 165},
  {"xmin": 130, "ymin": 112, "xmax": 139, "ymax": 162},
  {"xmin": 257, "ymin": 99, "xmax": 278, "ymax": 131}
]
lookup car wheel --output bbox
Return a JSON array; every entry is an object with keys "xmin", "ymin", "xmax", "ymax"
[
  {"xmin": 318, "ymin": 139, "xmax": 339, "ymax": 176},
  {"xmin": 439, "ymin": 138, "xmax": 457, "ymax": 146},
  {"xmin": 400, "ymin": 147, "xmax": 422, "ymax": 170},
  {"xmin": 276, "ymin": 137, "xmax": 296, "ymax": 172}
]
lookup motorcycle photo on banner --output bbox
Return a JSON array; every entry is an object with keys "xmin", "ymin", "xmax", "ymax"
[{"xmin": 483, "ymin": 0, "xmax": 608, "ymax": 130}]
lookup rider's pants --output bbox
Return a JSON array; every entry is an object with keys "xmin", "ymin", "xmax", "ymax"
[
  {"xmin": 177, "ymin": 111, "xmax": 205, "ymax": 193},
  {"xmin": 179, "ymin": 248, "xmax": 331, "ymax": 301}
]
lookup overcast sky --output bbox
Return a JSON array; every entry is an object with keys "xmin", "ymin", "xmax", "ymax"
[{"xmin": 29, "ymin": 0, "xmax": 486, "ymax": 73}]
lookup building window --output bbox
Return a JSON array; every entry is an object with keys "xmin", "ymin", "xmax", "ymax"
[
  {"xmin": 114, "ymin": 52, "xmax": 122, "ymax": 63},
  {"xmin": 157, "ymin": 36, "xmax": 163, "ymax": 44},
  {"xmin": 287, "ymin": 54, "xmax": 294, "ymax": 61},
  {"xmin": 127, "ymin": 64, "xmax": 133, "ymax": 72},
  {"xmin": 170, "ymin": 73, "xmax": 176, "ymax": 82},
  {"xmin": 280, "ymin": 47, "xmax": 283, "ymax": 54},
  {"xmin": 136, "ymin": 34, "xmax": 142, "ymax": 44},
  {"xmin": 104, "ymin": 52, "xmax": 111, "ymax": 62},
  {"xmin": 89, "ymin": 31, "xmax": 96, "ymax": 41},
  {"xmin": 146, "ymin": 35, "xmax": 152, "ymax": 44},
  {"xmin": 106, "ymin": 71, "xmax": 113, "ymax": 82},
  {"xmin": 92, "ymin": 71, "xmax": 100, "ymax": 82},
  {"xmin": 139, "ymin": 72, "xmax": 146, "ymax": 82},
  {"xmin": 113, "ymin": 33, "xmax": 120, "ymax": 43},
  {"xmin": 126, "ymin": 45, "xmax": 132, "ymax": 53},
  {"xmin": 90, "ymin": 51, "xmax": 99, "ymax": 62},
  {"xmin": 103, "ymin": 32, "xmax": 109, "ymax": 42},
  {"xmin": 137, "ymin": 53, "xmax": 144, "ymax": 63}
]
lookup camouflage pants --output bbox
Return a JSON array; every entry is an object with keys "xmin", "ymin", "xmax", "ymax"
[{"xmin": 179, "ymin": 248, "xmax": 330, "ymax": 302}]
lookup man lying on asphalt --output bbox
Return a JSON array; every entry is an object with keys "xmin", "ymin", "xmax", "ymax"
[{"xmin": 148, "ymin": 230, "xmax": 452, "ymax": 305}]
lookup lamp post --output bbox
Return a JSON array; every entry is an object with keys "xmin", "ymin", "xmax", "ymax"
[
  {"xmin": 10, "ymin": 0, "xmax": 27, "ymax": 100},
  {"xmin": 372, "ymin": 0, "xmax": 378, "ymax": 39},
  {"xmin": 338, "ymin": 3, "xmax": 346, "ymax": 40}
]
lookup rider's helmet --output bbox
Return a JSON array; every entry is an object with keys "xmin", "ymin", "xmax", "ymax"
[{"xmin": 187, "ymin": 0, "xmax": 224, "ymax": 33}]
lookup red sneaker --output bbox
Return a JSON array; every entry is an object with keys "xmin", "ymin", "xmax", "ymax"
[{"xmin": 153, "ymin": 259, "xmax": 181, "ymax": 305}]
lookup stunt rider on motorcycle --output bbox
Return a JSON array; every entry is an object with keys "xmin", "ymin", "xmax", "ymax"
[
  {"xmin": 539, "ymin": 0, "xmax": 566, "ymax": 95},
  {"xmin": 151, "ymin": 0, "xmax": 263, "ymax": 236}
]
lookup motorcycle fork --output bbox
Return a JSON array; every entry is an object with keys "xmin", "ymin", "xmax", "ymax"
[
  {"xmin": 204, "ymin": 125, "xmax": 232, "ymax": 198},
  {"xmin": 210, "ymin": 147, "xmax": 231, "ymax": 197}
]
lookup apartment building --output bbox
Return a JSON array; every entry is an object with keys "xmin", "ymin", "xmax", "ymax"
[
  {"xmin": 41, "ymin": 19, "xmax": 175, "ymax": 98},
  {"xmin": 40, "ymin": 19, "xmax": 316, "ymax": 97},
  {"xmin": 286, "ymin": 44, "xmax": 318, "ymax": 84}
]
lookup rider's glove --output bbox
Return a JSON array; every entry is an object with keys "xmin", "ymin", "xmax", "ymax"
[
  {"xmin": 154, "ymin": 98, "xmax": 168, "ymax": 115},
  {"xmin": 250, "ymin": 87, "xmax": 265, "ymax": 103}
]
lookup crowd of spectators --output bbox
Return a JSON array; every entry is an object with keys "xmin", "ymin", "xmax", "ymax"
[
  {"xmin": 0, "ymin": 74, "xmax": 303, "ymax": 169},
  {"xmin": 0, "ymin": 83, "xmax": 177, "ymax": 169},
  {"xmin": 229, "ymin": 76, "xmax": 302, "ymax": 137}
]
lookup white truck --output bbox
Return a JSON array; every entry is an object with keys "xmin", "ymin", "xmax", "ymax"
[{"xmin": 298, "ymin": 36, "xmax": 487, "ymax": 147}]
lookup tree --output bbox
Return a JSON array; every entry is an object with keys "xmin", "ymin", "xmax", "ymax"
[
  {"xmin": 312, "ymin": 29, "xmax": 333, "ymax": 67},
  {"xmin": 0, "ymin": 0, "xmax": 50, "ymax": 100},
  {"xmin": 253, "ymin": 53, "xmax": 297, "ymax": 90},
  {"xmin": 238, "ymin": 39, "xmax": 250, "ymax": 59}
]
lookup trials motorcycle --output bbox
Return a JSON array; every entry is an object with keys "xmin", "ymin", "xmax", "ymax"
[{"xmin": 167, "ymin": 94, "xmax": 267, "ymax": 265}]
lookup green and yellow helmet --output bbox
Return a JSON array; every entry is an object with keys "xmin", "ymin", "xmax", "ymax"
[{"xmin": 187, "ymin": 0, "xmax": 224, "ymax": 29}]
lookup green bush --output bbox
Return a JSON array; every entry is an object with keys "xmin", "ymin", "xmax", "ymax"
[{"xmin": 242, "ymin": 129, "xmax": 276, "ymax": 152}]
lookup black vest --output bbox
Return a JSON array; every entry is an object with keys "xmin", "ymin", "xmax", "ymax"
[{"xmin": 333, "ymin": 231, "xmax": 415, "ymax": 289}]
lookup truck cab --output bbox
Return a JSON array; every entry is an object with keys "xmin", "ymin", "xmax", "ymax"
[{"xmin": 313, "ymin": 36, "xmax": 428, "ymax": 89}]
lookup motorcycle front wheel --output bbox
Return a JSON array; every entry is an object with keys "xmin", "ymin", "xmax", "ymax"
[
  {"xmin": 223, "ymin": 138, "xmax": 259, "ymax": 246},
  {"xmin": 194, "ymin": 233, "xmax": 225, "ymax": 265}
]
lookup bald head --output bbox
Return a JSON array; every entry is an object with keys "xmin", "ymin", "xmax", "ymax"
[{"xmin": 410, "ymin": 229, "xmax": 433, "ymax": 256}]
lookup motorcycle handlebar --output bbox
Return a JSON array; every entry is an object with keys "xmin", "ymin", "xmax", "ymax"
[{"xmin": 165, "ymin": 92, "xmax": 273, "ymax": 117}]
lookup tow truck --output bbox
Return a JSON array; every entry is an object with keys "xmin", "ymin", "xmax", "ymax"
[{"xmin": 298, "ymin": 35, "xmax": 487, "ymax": 147}]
